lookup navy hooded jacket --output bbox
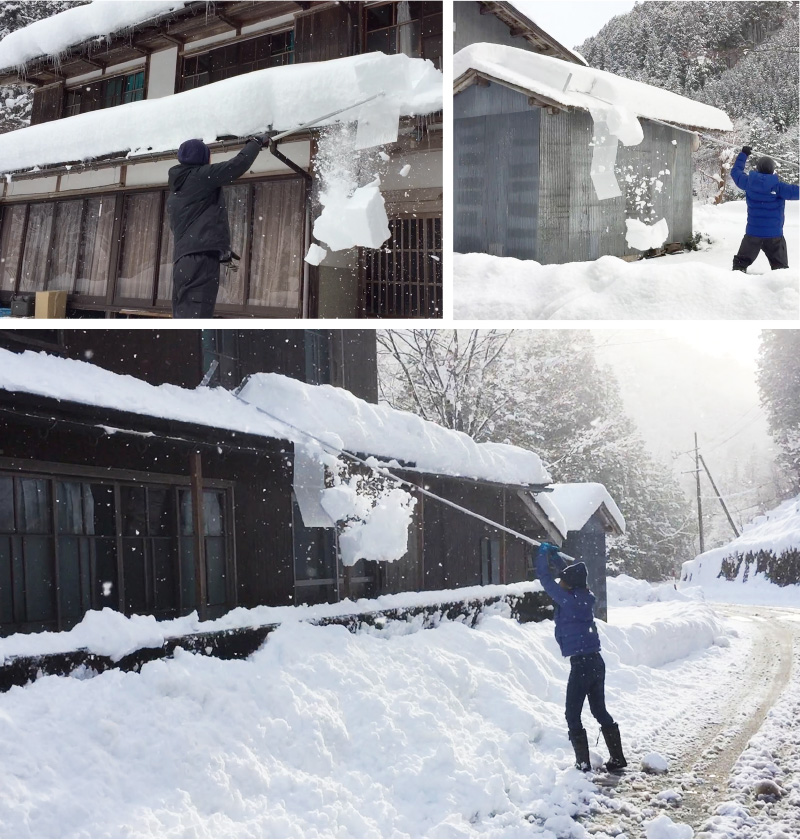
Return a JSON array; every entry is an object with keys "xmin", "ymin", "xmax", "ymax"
[
  {"xmin": 730, "ymin": 152, "xmax": 799, "ymax": 238},
  {"xmin": 536, "ymin": 546, "xmax": 601, "ymax": 658}
]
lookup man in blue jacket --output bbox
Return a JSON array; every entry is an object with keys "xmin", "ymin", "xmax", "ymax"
[
  {"xmin": 729, "ymin": 146, "xmax": 799, "ymax": 273},
  {"xmin": 536, "ymin": 542, "xmax": 626, "ymax": 773}
]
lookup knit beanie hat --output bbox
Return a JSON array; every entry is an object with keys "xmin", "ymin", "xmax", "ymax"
[
  {"xmin": 178, "ymin": 139, "xmax": 210, "ymax": 165},
  {"xmin": 756, "ymin": 156, "xmax": 776, "ymax": 175},
  {"xmin": 561, "ymin": 562, "xmax": 588, "ymax": 589}
]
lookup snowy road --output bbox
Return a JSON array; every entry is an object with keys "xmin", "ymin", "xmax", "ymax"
[{"xmin": 587, "ymin": 603, "xmax": 800, "ymax": 838}]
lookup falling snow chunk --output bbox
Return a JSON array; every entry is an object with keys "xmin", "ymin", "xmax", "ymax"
[
  {"xmin": 354, "ymin": 92, "xmax": 401, "ymax": 150},
  {"xmin": 304, "ymin": 243, "xmax": 327, "ymax": 266},
  {"xmin": 313, "ymin": 178, "xmax": 390, "ymax": 251},
  {"xmin": 399, "ymin": 164, "xmax": 411, "ymax": 177},
  {"xmin": 625, "ymin": 217, "xmax": 669, "ymax": 251},
  {"xmin": 378, "ymin": 151, "xmax": 390, "ymax": 162}
]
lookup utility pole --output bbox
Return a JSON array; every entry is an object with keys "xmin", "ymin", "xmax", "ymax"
[
  {"xmin": 699, "ymin": 454, "xmax": 741, "ymax": 538},
  {"xmin": 695, "ymin": 432, "xmax": 705, "ymax": 553}
]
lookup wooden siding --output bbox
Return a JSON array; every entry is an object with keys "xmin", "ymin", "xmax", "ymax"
[
  {"xmin": 30, "ymin": 84, "xmax": 63, "ymax": 125},
  {"xmin": 295, "ymin": 4, "xmax": 354, "ymax": 63},
  {"xmin": 454, "ymin": 83, "xmax": 539, "ymax": 259},
  {"xmin": 454, "ymin": 1, "xmax": 535, "ymax": 53}
]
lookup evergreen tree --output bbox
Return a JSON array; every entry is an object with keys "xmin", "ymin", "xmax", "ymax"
[{"xmin": 757, "ymin": 330, "xmax": 800, "ymax": 491}]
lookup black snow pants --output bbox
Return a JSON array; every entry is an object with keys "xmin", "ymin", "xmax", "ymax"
[
  {"xmin": 172, "ymin": 252, "xmax": 221, "ymax": 318},
  {"xmin": 565, "ymin": 652, "xmax": 615, "ymax": 732},
  {"xmin": 732, "ymin": 234, "xmax": 789, "ymax": 272}
]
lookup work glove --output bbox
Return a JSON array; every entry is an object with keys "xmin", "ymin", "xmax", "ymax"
[
  {"xmin": 247, "ymin": 134, "xmax": 271, "ymax": 149},
  {"xmin": 742, "ymin": 146, "xmax": 752, "ymax": 156},
  {"xmin": 539, "ymin": 541, "xmax": 560, "ymax": 556}
]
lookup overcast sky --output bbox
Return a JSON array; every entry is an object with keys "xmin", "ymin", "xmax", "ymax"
[{"xmin": 512, "ymin": 1, "xmax": 637, "ymax": 50}]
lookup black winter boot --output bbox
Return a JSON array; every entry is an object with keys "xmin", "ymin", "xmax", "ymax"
[
  {"xmin": 568, "ymin": 728, "xmax": 591, "ymax": 771},
  {"xmin": 601, "ymin": 723, "xmax": 627, "ymax": 773}
]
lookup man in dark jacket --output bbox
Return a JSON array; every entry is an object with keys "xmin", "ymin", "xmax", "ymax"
[
  {"xmin": 730, "ymin": 146, "xmax": 799, "ymax": 273},
  {"xmin": 167, "ymin": 136, "xmax": 265, "ymax": 318},
  {"xmin": 536, "ymin": 542, "xmax": 626, "ymax": 773}
]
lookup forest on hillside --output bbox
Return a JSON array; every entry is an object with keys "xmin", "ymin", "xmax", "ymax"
[{"xmin": 578, "ymin": 1, "xmax": 800, "ymax": 202}]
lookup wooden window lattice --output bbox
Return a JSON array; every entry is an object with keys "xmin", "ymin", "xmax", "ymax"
[{"xmin": 360, "ymin": 216, "xmax": 442, "ymax": 318}]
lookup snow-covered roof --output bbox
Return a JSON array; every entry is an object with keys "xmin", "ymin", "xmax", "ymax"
[
  {"xmin": 0, "ymin": 52, "xmax": 443, "ymax": 175},
  {"xmin": 0, "ymin": 1, "xmax": 187, "ymax": 72},
  {"xmin": 453, "ymin": 43, "xmax": 732, "ymax": 133},
  {"xmin": 536, "ymin": 483, "xmax": 625, "ymax": 536},
  {"xmin": 0, "ymin": 348, "xmax": 551, "ymax": 488}
]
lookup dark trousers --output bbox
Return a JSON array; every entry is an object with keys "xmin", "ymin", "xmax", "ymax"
[
  {"xmin": 172, "ymin": 252, "xmax": 221, "ymax": 318},
  {"xmin": 565, "ymin": 652, "xmax": 615, "ymax": 732},
  {"xmin": 733, "ymin": 235, "xmax": 789, "ymax": 272}
]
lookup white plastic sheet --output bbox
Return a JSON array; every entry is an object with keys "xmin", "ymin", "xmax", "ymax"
[
  {"xmin": 293, "ymin": 446, "xmax": 335, "ymax": 528},
  {"xmin": 589, "ymin": 121, "xmax": 622, "ymax": 201}
]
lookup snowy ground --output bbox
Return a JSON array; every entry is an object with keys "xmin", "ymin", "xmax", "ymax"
[
  {"xmin": 1, "ymin": 576, "xmax": 798, "ymax": 838},
  {"xmin": 453, "ymin": 201, "xmax": 799, "ymax": 320}
]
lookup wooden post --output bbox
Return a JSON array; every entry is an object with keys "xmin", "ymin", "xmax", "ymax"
[
  {"xmin": 695, "ymin": 433, "xmax": 705, "ymax": 554},
  {"xmin": 189, "ymin": 451, "xmax": 208, "ymax": 620}
]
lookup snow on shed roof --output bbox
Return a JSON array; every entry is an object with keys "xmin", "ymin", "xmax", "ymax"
[
  {"xmin": 0, "ymin": 348, "xmax": 551, "ymax": 488},
  {"xmin": 454, "ymin": 42, "xmax": 732, "ymax": 132},
  {"xmin": 537, "ymin": 483, "xmax": 626, "ymax": 535},
  {"xmin": 0, "ymin": 1, "xmax": 187, "ymax": 72},
  {"xmin": 0, "ymin": 51, "xmax": 442, "ymax": 175}
]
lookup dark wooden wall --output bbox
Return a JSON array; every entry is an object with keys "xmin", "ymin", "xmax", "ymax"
[
  {"xmin": 60, "ymin": 330, "xmax": 203, "ymax": 388},
  {"xmin": 564, "ymin": 514, "xmax": 608, "ymax": 621},
  {"xmin": 294, "ymin": 4, "xmax": 355, "ymax": 63},
  {"xmin": 30, "ymin": 83, "xmax": 63, "ymax": 125},
  {"xmin": 454, "ymin": 82, "xmax": 540, "ymax": 259}
]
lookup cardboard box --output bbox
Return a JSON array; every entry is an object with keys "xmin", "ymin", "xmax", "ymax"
[{"xmin": 35, "ymin": 291, "xmax": 67, "ymax": 319}]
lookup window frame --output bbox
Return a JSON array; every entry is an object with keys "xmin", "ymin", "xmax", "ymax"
[
  {"xmin": 0, "ymin": 463, "xmax": 236, "ymax": 635},
  {"xmin": 362, "ymin": 2, "xmax": 443, "ymax": 67},
  {"xmin": 0, "ymin": 173, "xmax": 307, "ymax": 318},
  {"xmin": 358, "ymin": 215, "xmax": 442, "ymax": 318},
  {"xmin": 64, "ymin": 68, "xmax": 146, "ymax": 117},
  {"xmin": 180, "ymin": 28, "xmax": 296, "ymax": 92}
]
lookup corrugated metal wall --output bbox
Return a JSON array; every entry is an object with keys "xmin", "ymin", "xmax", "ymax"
[
  {"xmin": 454, "ymin": 83, "xmax": 539, "ymax": 258},
  {"xmin": 538, "ymin": 109, "xmax": 693, "ymax": 263},
  {"xmin": 455, "ymin": 82, "xmax": 695, "ymax": 264}
]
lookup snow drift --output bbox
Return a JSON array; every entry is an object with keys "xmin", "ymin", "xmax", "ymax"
[
  {"xmin": 681, "ymin": 493, "xmax": 800, "ymax": 605},
  {"xmin": 0, "ymin": 593, "xmax": 731, "ymax": 838}
]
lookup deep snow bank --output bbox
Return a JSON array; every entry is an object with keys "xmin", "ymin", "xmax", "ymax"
[
  {"xmin": 453, "ymin": 201, "xmax": 799, "ymax": 321},
  {"xmin": 0, "ymin": 598, "xmax": 730, "ymax": 838},
  {"xmin": 681, "ymin": 493, "xmax": 800, "ymax": 606}
]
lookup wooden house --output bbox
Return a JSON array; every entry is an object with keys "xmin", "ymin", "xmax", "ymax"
[
  {"xmin": 0, "ymin": 329, "xmax": 564, "ymax": 637},
  {"xmin": 0, "ymin": 1, "xmax": 443, "ymax": 319},
  {"xmin": 453, "ymin": 8, "xmax": 731, "ymax": 263},
  {"xmin": 536, "ymin": 483, "xmax": 626, "ymax": 620}
]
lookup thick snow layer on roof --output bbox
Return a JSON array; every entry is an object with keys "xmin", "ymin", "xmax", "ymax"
[
  {"xmin": 538, "ymin": 483, "xmax": 626, "ymax": 535},
  {"xmin": 0, "ymin": 1, "xmax": 187, "ymax": 72},
  {"xmin": 682, "ymin": 494, "xmax": 800, "ymax": 586},
  {"xmin": 0, "ymin": 52, "xmax": 442, "ymax": 174},
  {"xmin": 0, "ymin": 348, "xmax": 550, "ymax": 487},
  {"xmin": 454, "ymin": 43, "xmax": 732, "ymax": 132}
]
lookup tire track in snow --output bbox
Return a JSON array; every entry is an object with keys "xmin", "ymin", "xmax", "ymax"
[{"xmin": 584, "ymin": 605, "xmax": 795, "ymax": 838}]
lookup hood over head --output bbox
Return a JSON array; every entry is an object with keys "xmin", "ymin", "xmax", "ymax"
[{"xmin": 177, "ymin": 139, "xmax": 210, "ymax": 166}]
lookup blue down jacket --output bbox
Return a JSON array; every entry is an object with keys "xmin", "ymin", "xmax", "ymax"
[
  {"xmin": 536, "ymin": 546, "xmax": 601, "ymax": 658},
  {"xmin": 730, "ymin": 152, "xmax": 800, "ymax": 238}
]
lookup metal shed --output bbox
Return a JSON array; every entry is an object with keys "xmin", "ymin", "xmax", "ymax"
[{"xmin": 454, "ymin": 44, "xmax": 732, "ymax": 264}]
